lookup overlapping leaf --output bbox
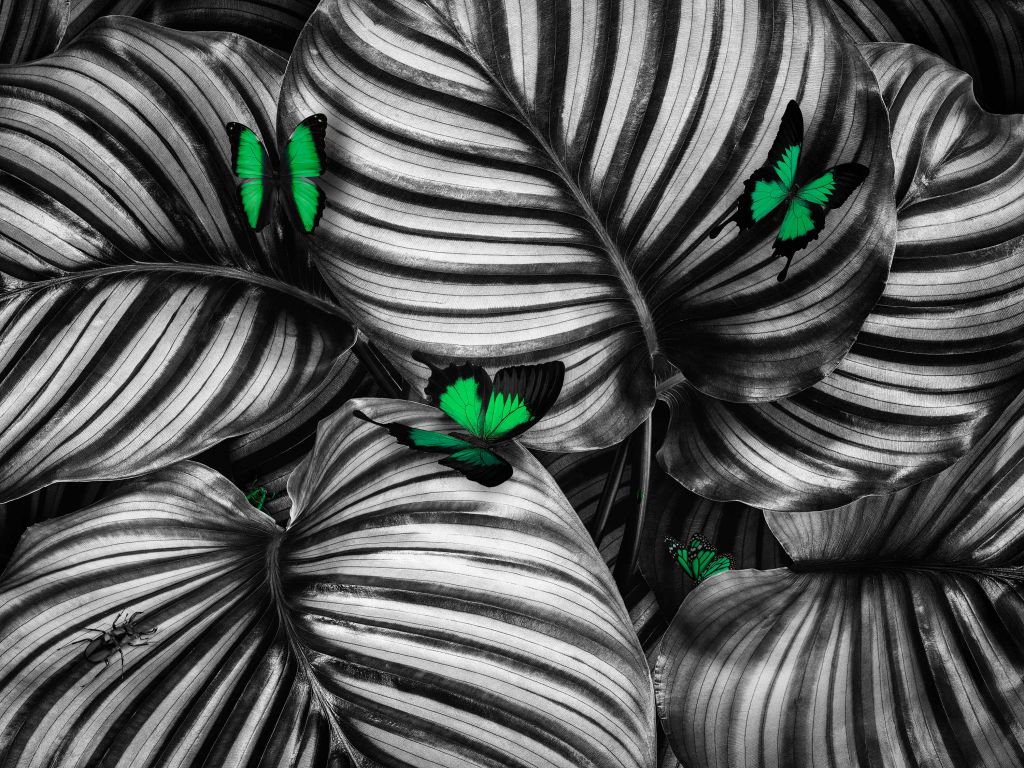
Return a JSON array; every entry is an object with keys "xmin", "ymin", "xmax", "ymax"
[
  {"xmin": 64, "ymin": 0, "xmax": 319, "ymax": 52},
  {"xmin": 279, "ymin": 0, "xmax": 896, "ymax": 450},
  {"xmin": 0, "ymin": 400, "xmax": 655, "ymax": 767},
  {"xmin": 0, "ymin": 17, "xmax": 354, "ymax": 502},
  {"xmin": 656, "ymin": 389, "xmax": 1024, "ymax": 768},
  {"xmin": 661, "ymin": 42, "xmax": 1024, "ymax": 511},
  {"xmin": 829, "ymin": 0, "xmax": 1024, "ymax": 113}
]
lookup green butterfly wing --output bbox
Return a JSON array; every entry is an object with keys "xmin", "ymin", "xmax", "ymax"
[
  {"xmin": 283, "ymin": 114, "xmax": 327, "ymax": 233},
  {"xmin": 354, "ymin": 411, "xmax": 512, "ymax": 486},
  {"xmin": 439, "ymin": 447, "xmax": 513, "ymax": 487},
  {"xmin": 416, "ymin": 355, "xmax": 490, "ymax": 438},
  {"xmin": 668, "ymin": 534, "xmax": 734, "ymax": 585},
  {"xmin": 225, "ymin": 122, "xmax": 274, "ymax": 230},
  {"xmin": 731, "ymin": 100, "xmax": 804, "ymax": 230},
  {"xmin": 481, "ymin": 362, "xmax": 565, "ymax": 440}
]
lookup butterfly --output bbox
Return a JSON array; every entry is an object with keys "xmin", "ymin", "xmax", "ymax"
[
  {"xmin": 666, "ymin": 534, "xmax": 733, "ymax": 584},
  {"xmin": 708, "ymin": 100, "xmax": 868, "ymax": 281},
  {"xmin": 225, "ymin": 113, "xmax": 327, "ymax": 234},
  {"xmin": 354, "ymin": 355, "xmax": 565, "ymax": 487}
]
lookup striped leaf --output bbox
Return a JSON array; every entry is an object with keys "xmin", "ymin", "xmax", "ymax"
[
  {"xmin": 829, "ymin": 0, "xmax": 1024, "ymax": 113},
  {"xmin": 0, "ymin": 17, "xmax": 354, "ymax": 502},
  {"xmin": 0, "ymin": 0, "xmax": 66, "ymax": 62},
  {"xmin": 656, "ymin": 390, "xmax": 1024, "ymax": 768},
  {"xmin": 63, "ymin": 0, "xmax": 319, "ymax": 52},
  {"xmin": 0, "ymin": 399, "xmax": 655, "ymax": 768},
  {"xmin": 660, "ymin": 42, "xmax": 1024, "ymax": 511},
  {"xmin": 278, "ymin": 0, "xmax": 896, "ymax": 450}
]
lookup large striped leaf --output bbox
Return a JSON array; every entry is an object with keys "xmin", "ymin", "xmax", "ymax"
[
  {"xmin": 278, "ymin": 0, "xmax": 896, "ymax": 450},
  {"xmin": 0, "ymin": 399, "xmax": 655, "ymax": 768},
  {"xmin": 656, "ymin": 389, "xmax": 1024, "ymax": 768},
  {"xmin": 0, "ymin": 17, "xmax": 354, "ymax": 502},
  {"xmin": 63, "ymin": 0, "xmax": 319, "ymax": 52},
  {"xmin": 660, "ymin": 42, "xmax": 1024, "ymax": 511},
  {"xmin": 829, "ymin": 0, "xmax": 1024, "ymax": 113}
]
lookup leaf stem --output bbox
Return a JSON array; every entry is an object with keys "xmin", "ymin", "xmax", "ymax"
[
  {"xmin": 351, "ymin": 333, "xmax": 406, "ymax": 398},
  {"xmin": 588, "ymin": 437, "xmax": 630, "ymax": 541},
  {"xmin": 614, "ymin": 416, "xmax": 652, "ymax": 587}
]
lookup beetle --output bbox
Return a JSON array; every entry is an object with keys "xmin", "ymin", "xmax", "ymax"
[{"xmin": 70, "ymin": 610, "xmax": 159, "ymax": 679}]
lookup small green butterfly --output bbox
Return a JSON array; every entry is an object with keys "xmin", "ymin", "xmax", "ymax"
[
  {"xmin": 355, "ymin": 354, "xmax": 565, "ymax": 487},
  {"xmin": 666, "ymin": 534, "xmax": 733, "ymax": 584},
  {"xmin": 709, "ymin": 100, "xmax": 868, "ymax": 281},
  {"xmin": 226, "ymin": 114, "xmax": 327, "ymax": 233},
  {"xmin": 244, "ymin": 484, "xmax": 270, "ymax": 511}
]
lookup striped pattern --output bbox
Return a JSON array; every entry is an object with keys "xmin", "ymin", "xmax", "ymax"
[
  {"xmin": 278, "ymin": 0, "xmax": 895, "ymax": 450},
  {"xmin": 0, "ymin": 16, "xmax": 323, "ymax": 291},
  {"xmin": 64, "ymin": 1, "xmax": 318, "ymax": 52},
  {"xmin": 660, "ymin": 42, "xmax": 1024, "ymax": 512},
  {"xmin": 829, "ymin": 0, "xmax": 1024, "ymax": 113},
  {"xmin": 0, "ymin": 401, "xmax": 656, "ymax": 766},
  {"xmin": 0, "ymin": 0, "xmax": 65, "ymax": 63},
  {"xmin": 655, "ymin": 390, "xmax": 1024, "ymax": 768},
  {"xmin": 0, "ymin": 274, "xmax": 352, "ymax": 503},
  {"xmin": 0, "ymin": 18, "xmax": 355, "ymax": 501},
  {"xmin": 639, "ymin": 465, "xmax": 789, "ymax": 616},
  {"xmin": 282, "ymin": 398, "xmax": 655, "ymax": 767},
  {"xmin": 0, "ymin": 463, "xmax": 330, "ymax": 767}
]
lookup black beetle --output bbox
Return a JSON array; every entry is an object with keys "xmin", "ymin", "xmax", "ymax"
[{"xmin": 70, "ymin": 610, "xmax": 159, "ymax": 679}]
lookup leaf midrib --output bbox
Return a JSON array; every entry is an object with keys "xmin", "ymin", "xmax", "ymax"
[
  {"xmin": 0, "ymin": 263, "xmax": 350, "ymax": 320},
  {"xmin": 790, "ymin": 560, "xmax": 1024, "ymax": 581},
  {"xmin": 430, "ymin": 6, "xmax": 659, "ymax": 356}
]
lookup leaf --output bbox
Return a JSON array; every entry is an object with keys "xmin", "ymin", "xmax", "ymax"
[
  {"xmin": 638, "ymin": 465, "xmax": 789, "ymax": 616},
  {"xmin": 0, "ymin": 400, "xmax": 656, "ymax": 767},
  {"xmin": 655, "ymin": 389, "xmax": 1024, "ymax": 768},
  {"xmin": 63, "ymin": 0, "xmax": 319, "ymax": 52},
  {"xmin": 659, "ymin": 42, "xmax": 1024, "ymax": 511},
  {"xmin": 828, "ymin": 0, "xmax": 1024, "ymax": 113},
  {"xmin": 278, "ymin": 0, "xmax": 896, "ymax": 450},
  {"xmin": 0, "ymin": 0, "xmax": 67, "ymax": 63},
  {"xmin": 0, "ymin": 17, "xmax": 354, "ymax": 502}
]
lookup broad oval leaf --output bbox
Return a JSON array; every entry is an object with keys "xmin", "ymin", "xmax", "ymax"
[
  {"xmin": 0, "ymin": 399, "xmax": 655, "ymax": 768},
  {"xmin": 660, "ymin": 42, "xmax": 1024, "ymax": 511},
  {"xmin": 0, "ymin": 17, "xmax": 354, "ymax": 502},
  {"xmin": 656, "ymin": 389, "xmax": 1024, "ymax": 768},
  {"xmin": 64, "ymin": 0, "xmax": 319, "ymax": 52},
  {"xmin": 278, "ymin": 0, "xmax": 896, "ymax": 450},
  {"xmin": 829, "ymin": 0, "xmax": 1024, "ymax": 113}
]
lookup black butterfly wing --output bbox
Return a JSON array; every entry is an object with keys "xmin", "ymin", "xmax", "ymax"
[
  {"xmin": 225, "ymin": 121, "xmax": 275, "ymax": 231},
  {"xmin": 482, "ymin": 361, "xmax": 566, "ymax": 441},
  {"xmin": 439, "ymin": 448, "xmax": 513, "ymax": 487},
  {"xmin": 414, "ymin": 353, "xmax": 493, "ymax": 438}
]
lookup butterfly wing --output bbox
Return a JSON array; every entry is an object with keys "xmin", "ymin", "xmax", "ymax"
[
  {"xmin": 774, "ymin": 162, "xmax": 869, "ymax": 257},
  {"xmin": 354, "ymin": 411, "xmax": 512, "ymax": 487},
  {"xmin": 666, "ymin": 537, "xmax": 696, "ymax": 580},
  {"xmin": 701, "ymin": 553, "xmax": 734, "ymax": 582},
  {"xmin": 481, "ymin": 361, "xmax": 565, "ymax": 441},
  {"xmin": 282, "ymin": 114, "xmax": 327, "ymax": 233},
  {"xmin": 226, "ymin": 122, "xmax": 274, "ymax": 230},
  {"xmin": 415, "ymin": 354, "xmax": 492, "ymax": 438},
  {"xmin": 732, "ymin": 100, "xmax": 804, "ymax": 230},
  {"xmin": 440, "ymin": 448, "xmax": 513, "ymax": 487}
]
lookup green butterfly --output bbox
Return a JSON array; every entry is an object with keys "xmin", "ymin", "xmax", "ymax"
[
  {"xmin": 225, "ymin": 113, "xmax": 327, "ymax": 233},
  {"xmin": 666, "ymin": 534, "xmax": 733, "ymax": 584},
  {"xmin": 244, "ymin": 484, "xmax": 269, "ymax": 512},
  {"xmin": 355, "ymin": 355, "xmax": 565, "ymax": 487},
  {"xmin": 709, "ymin": 100, "xmax": 868, "ymax": 281}
]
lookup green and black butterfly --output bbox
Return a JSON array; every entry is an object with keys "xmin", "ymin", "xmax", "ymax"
[
  {"xmin": 708, "ymin": 100, "xmax": 868, "ymax": 281},
  {"xmin": 244, "ymin": 483, "xmax": 270, "ymax": 512},
  {"xmin": 666, "ymin": 534, "xmax": 733, "ymax": 584},
  {"xmin": 355, "ymin": 355, "xmax": 565, "ymax": 487},
  {"xmin": 225, "ymin": 113, "xmax": 327, "ymax": 233}
]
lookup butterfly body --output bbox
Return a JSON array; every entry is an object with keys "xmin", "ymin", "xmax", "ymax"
[
  {"xmin": 355, "ymin": 355, "xmax": 565, "ymax": 487},
  {"xmin": 709, "ymin": 100, "xmax": 868, "ymax": 281},
  {"xmin": 667, "ymin": 534, "xmax": 733, "ymax": 584},
  {"xmin": 226, "ymin": 114, "xmax": 327, "ymax": 234}
]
